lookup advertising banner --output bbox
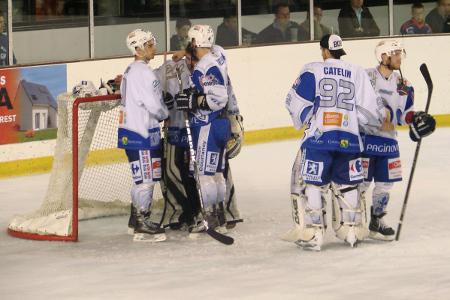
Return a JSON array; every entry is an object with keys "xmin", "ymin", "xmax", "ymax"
[{"xmin": 0, "ymin": 64, "xmax": 66, "ymax": 145}]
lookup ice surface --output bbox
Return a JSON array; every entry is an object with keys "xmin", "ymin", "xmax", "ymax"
[{"xmin": 1, "ymin": 129, "xmax": 450, "ymax": 300}]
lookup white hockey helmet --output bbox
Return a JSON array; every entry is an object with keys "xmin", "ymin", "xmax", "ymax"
[
  {"xmin": 72, "ymin": 80, "xmax": 98, "ymax": 98},
  {"xmin": 126, "ymin": 29, "xmax": 156, "ymax": 55},
  {"xmin": 188, "ymin": 25, "xmax": 214, "ymax": 48},
  {"xmin": 375, "ymin": 40, "xmax": 406, "ymax": 63}
]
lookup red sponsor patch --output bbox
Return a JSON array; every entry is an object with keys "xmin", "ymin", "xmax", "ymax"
[
  {"xmin": 152, "ymin": 160, "xmax": 161, "ymax": 169},
  {"xmin": 388, "ymin": 160, "xmax": 401, "ymax": 169}
]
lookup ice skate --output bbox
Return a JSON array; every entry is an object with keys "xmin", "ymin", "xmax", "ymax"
[
  {"xmin": 295, "ymin": 227, "xmax": 324, "ymax": 251},
  {"xmin": 369, "ymin": 207, "xmax": 395, "ymax": 241},
  {"xmin": 133, "ymin": 211, "xmax": 166, "ymax": 242}
]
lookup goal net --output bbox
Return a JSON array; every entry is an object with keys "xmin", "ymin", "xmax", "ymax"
[{"xmin": 7, "ymin": 93, "xmax": 164, "ymax": 241}]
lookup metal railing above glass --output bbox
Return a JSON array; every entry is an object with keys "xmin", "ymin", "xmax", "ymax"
[{"xmin": 0, "ymin": 0, "xmax": 448, "ymax": 67}]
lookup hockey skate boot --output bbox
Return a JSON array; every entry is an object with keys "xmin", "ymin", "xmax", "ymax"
[
  {"xmin": 295, "ymin": 226, "xmax": 324, "ymax": 251},
  {"xmin": 133, "ymin": 211, "xmax": 166, "ymax": 242},
  {"xmin": 127, "ymin": 204, "xmax": 137, "ymax": 235},
  {"xmin": 189, "ymin": 211, "xmax": 221, "ymax": 235},
  {"xmin": 369, "ymin": 206, "xmax": 395, "ymax": 241}
]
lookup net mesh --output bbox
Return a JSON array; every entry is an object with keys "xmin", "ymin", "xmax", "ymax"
[{"xmin": 8, "ymin": 93, "xmax": 163, "ymax": 238}]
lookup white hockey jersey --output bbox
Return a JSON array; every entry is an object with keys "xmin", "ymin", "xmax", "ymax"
[
  {"xmin": 190, "ymin": 46, "xmax": 230, "ymax": 126},
  {"xmin": 118, "ymin": 60, "xmax": 169, "ymax": 150},
  {"xmin": 363, "ymin": 67, "xmax": 414, "ymax": 157},
  {"xmin": 155, "ymin": 59, "xmax": 190, "ymax": 128},
  {"xmin": 154, "ymin": 59, "xmax": 190, "ymax": 146},
  {"xmin": 286, "ymin": 58, "xmax": 385, "ymax": 153}
]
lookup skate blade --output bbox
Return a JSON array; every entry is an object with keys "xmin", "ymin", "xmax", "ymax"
[
  {"xmin": 295, "ymin": 240, "xmax": 321, "ymax": 251},
  {"xmin": 369, "ymin": 231, "xmax": 395, "ymax": 241},
  {"xmin": 133, "ymin": 233, "xmax": 167, "ymax": 242}
]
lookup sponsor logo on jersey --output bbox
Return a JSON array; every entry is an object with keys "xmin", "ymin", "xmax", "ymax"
[
  {"xmin": 340, "ymin": 139, "xmax": 349, "ymax": 148},
  {"xmin": 349, "ymin": 158, "xmax": 363, "ymax": 181},
  {"xmin": 388, "ymin": 158, "xmax": 402, "ymax": 180},
  {"xmin": 302, "ymin": 159, "xmax": 323, "ymax": 183},
  {"xmin": 206, "ymin": 151, "xmax": 220, "ymax": 173},
  {"xmin": 151, "ymin": 158, "xmax": 162, "ymax": 179},
  {"xmin": 140, "ymin": 150, "xmax": 152, "ymax": 181},
  {"xmin": 342, "ymin": 114, "xmax": 349, "ymax": 127},
  {"xmin": 366, "ymin": 143, "xmax": 399, "ymax": 154},
  {"xmin": 130, "ymin": 160, "xmax": 143, "ymax": 183},
  {"xmin": 361, "ymin": 157, "xmax": 370, "ymax": 179},
  {"xmin": 323, "ymin": 112, "xmax": 343, "ymax": 126},
  {"xmin": 200, "ymin": 74, "xmax": 220, "ymax": 87},
  {"xmin": 122, "ymin": 136, "xmax": 128, "ymax": 145}
]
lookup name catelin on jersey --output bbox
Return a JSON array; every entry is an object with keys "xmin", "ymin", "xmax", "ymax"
[
  {"xmin": 118, "ymin": 60, "xmax": 169, "ymax": 150},
  {"xmin": 364, "ymin": 67, "xmax": 414, "ymax": 157},
  {"xmin": 286, "ymin": 58, "xmax": 385, "ymax": 153}
]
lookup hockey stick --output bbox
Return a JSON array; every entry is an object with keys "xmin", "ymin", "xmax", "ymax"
[
  {"xmin": 395, "ymin": 63, "xmax": 433, "ymax": 241},
  {"xmin": 176, "ymin": 69, "xmax": 234, "ymax": 245},
  {"xmin": 157, "ymin": 51, "xmax": 169, "ymax": 227}
]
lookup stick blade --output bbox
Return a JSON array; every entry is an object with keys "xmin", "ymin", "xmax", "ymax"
[
  {"xmin": 206, "ymin": 227, "xmax": 234, "ymax": 245},
  {"xmin": 419, "ymin": 63, "xmax": 433, "ymax": 91}
]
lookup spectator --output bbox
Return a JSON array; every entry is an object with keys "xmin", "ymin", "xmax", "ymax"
[
  {"xmin": 338, "ymin": 0, "xmax": 380, "ymax": 38},
  {"xmin": 216, "ymin": 12, "xmax": 257, "ymax": 47},
  {"xmin": 170, "ymin": 18, "xmax": 191, "ymax": 51},
  {"xmin": 400, "ymin": 3, "xmax": 432, "ymax": 34},
  {"xmin": 255, "ymin": 2, "xmax": 307, "ymax": 44},
  {"xmin": 0, "ymin": 10, "xmax": 17, "ymax": 66},
  {"xmin": 425, "ymin": 0, "xmax": 450, "ymax": 33},
  {"xmin": 300, "ymin": 5, "xmax": 332, "ymax": 40},
  {"xmin": 445, "ymin": 15, "xmax": 450, "ymax": 32}
]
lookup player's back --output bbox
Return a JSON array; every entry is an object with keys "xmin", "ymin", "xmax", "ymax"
[
  {"xmin": 190, "ymin": 50, "xmax": 229, "ymax": 124},
  {"xmin": 300, "ymin": 58, "xmax": 381, "ymax": 153}
]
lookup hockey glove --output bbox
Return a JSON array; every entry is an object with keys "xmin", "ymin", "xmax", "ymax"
[
  {"xmin": 408, "ymin": 111, "xmax": 436, "ymax": 142},
  {"xmin": 163, "ymin": 92, "xmax": 174, "ymax": 110},
  {"xmin": 175, "ymin": 91, "xmax": 209, "ymax": 111},
  {"xmin": 397, "ymin": 78, "xmax": 409, "ymax": 96}
]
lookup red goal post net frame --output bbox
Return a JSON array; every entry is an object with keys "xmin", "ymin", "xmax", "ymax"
[{"xmin": 7, "ymin": 94, "xmax": 122, "ymax": 242}]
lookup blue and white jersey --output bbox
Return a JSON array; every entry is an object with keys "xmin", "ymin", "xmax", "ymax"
[
  {"xmin": 155, "ymin": 59, "xmax": 190, "ymax": 146},
  {"xmin": 211, "ymin": 45, "xmax": 240, "ymax": 116},
  {"xmin": 363, "ymin": 67, "xmax": 414, "ymax": 157},
  {"xmin": 190, "ymin": 47, "xmax": 229, "ymax": 126},
  {"xmin": 286, "ymin": 58, "xmax": 385, "ymax": 153},
  {"xmin": 118, "ymin": 60, "xmax": 169, "ymax": 150}
]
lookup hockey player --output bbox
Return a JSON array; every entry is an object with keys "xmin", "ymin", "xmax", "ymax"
[
  {"xmin": 174, "ymin": 25, "xmax": 232, "ymax": 232},
  {"xmin": 284, "ymin": 34, "xmax": 386, "ymax": 250},
  {"xmin": 185, "ymin": 43, "xmax": 243, "ymax": 229},
  {"xmin": 362, "ymin": 40, "xmax": 436, "ymax": 241},
  {"xmin": 154, "ymin": 57, "xmax": 200, "ymax": 229},
  {"xmin": 118, "ymin": 29, "xmax": 170, "ymax": 242}
]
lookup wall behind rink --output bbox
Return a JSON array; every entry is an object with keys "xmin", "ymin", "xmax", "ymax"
[
  {"xmin": 66, "ymin": 34, "xmax": 450, "ymax": 132},
  {"xmin": 1, "ymin": 34, "xmax": 449, "ymax": 176}
]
